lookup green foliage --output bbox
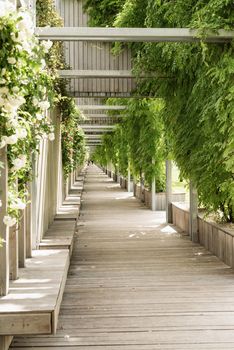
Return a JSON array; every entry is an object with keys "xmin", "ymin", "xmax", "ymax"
[
  {"xmin": 0, "ymin": 7, "xmax": 56, "ymax": 224},
  {"xmin": 87, "ymin": 0, "xmax": 234, "ymax": 222},
  {"xmin": 83, "ymin": 0, "xmax": 125, "ymax": 27},
  {"xmin": 94, "ymin": 98, "xmax": 166, "ymax": 191},
  {"xmin": 37, "ymin": 0, "xmax": 87, "ymax": 177},
  {"xmin": 60, "ymin": 97, "xmax": 86, "ymax": 177}
]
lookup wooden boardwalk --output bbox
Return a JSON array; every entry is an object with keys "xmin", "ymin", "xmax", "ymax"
[{"xmin": 11, "ymin": 165, "xmax": 234, "ymax": 349}]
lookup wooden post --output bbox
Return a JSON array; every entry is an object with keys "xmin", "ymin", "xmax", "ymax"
[
  {"xmin": 9, "ymin": 180, "xmax": 18, "ymax": 280},
  {"xmin": 127, "ymin": 161, "xmax": 131, "ymax": 192},
  {"xmin": 166, "ymin": 160, "xmax": 173, "ymax": 223},
  {"xmin": 26, "ymin": 201, "xmax": 32, "ymax": 258},
  {"xmin": 18, "ymin": 209, "xmax": 26, "ymax": 268},
  {"xmin": 189, "ymin": 181, "xmax": 198, "ymax": 242},
  {"xmin": 0, "ymin": 336, "xmax": 13, "ymax": 350},
  {"xmin": 0, "ymin": 147, "xmax": 9, "ymax": 296},
  {"xmin": 151, "ymin": 158, "xmax": 156, "ymax": 211},
  {"xmin": 31, "ymin": 153, "xmax": 38, "ymax": 249},
  {"xmin": 9, "ymin": 224, "xmax": 18, "ymax": 280},
  {"xmin": 57, "ymin": 135, "xmax": 64, "ymax": 209}
]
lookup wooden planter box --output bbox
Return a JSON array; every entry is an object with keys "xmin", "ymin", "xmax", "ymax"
[
  {"xmin": 134, "ymin": 184, "xmax": 186, "ymax": 211},
  {"xmin": 171, "ymin": 202, "xmax": 234, "ymax": 269}
]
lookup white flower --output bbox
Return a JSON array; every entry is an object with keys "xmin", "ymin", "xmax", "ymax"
[
  {"xmin": 7, "ymin": 57, "xmax": 17, "ymax": 65},
  {"xmin": 12, "ymin": 86, "xmax": 20, "ymax": 94},
  {"xmin": 40, "ymin": 59, "xmax": 46, "ymax": 69},
  {"xmin": 0, "ymin": 78, "xmax": 6, "ymax": 84},
  {"xmin": 0, "ymin": 136, "xmax": 7, "ymax": 149},
  {"xmin": 0, "ymin": 2, "xmax": 15, "ymax": 17},
  {"xmin": 0, "ymin": 97, "xmax": 5, "ymax": 107},
  {"xmin": 3, "ymin": 215, "xmax": 17, "ymax": 227},
  {"xmin": 7, "ymin": 95, "xmax": 26, "ymax": 108},
  {"xmin": 0, "ymin": 200, "xmax": 2, "ymax": 207},
  {"xmin": 17, "ymin": 12, "xmax": 34, "ymax": 35},
  {"xmin": 11, "ymin": 198, "xmax": 26, "ymax": 210},
  {"xmin": 38, "ymin": 100, "xmax": 50, "ymax": 111},
  {"xmin": 32, "ymin": 97, "xmax": 39, "ymax": 106},
  {"xmin": 12, "ymin": 155, "xmax": 27, "ymax": 171},
  {"xmin": 1, "ymin": 68, "xmax": 6, "ymax": 76},
  {"xmin": 16, "ymin": 128, "xmax": 27, "ymax": 139},
  {"xmin": 6, "ymin": 117, "xmax": 19, "ymax": 128},
  {"xmin": 36, "ymin": 113, "xmax": 44, "ymax": 121},
  {"xmin": 41, "ymin": 40, "xmax": 53, "ymax": 52},
  {"xmin": 6, "ymin": 134, "xmax": 18, "ymax": 145},
  {"xmin": 10, "ymin": 32, "xmax": 19, "ymax": 42},
  {"xmin": 21, "ymin": 40, "xmax": 32, "ymax": 54},
  {"xmin": 48, "ymin": 132, "xmax": 55, "ymax": 141},
  {"xmin": 4, "ymin": 102, "xmax": 15, "ymax": 113},
  {"xmin": 0, "ymin": 87, "xmax": 9, "ymax": 95}
]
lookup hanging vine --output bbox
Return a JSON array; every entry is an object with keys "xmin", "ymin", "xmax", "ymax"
[
  {"xmin": 0, "ymin": 3, "xmax": 56, "ymax": 227},
  {"xmin": 37, "ymin": 0, "xmax": 87, "ymax": 178},
  {"xmin": 86, "ymin": 0, "xmax": 234, "ymax": 222}
]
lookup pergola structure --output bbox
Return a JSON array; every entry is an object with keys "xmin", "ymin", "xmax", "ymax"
[
  {"xmin": 0, "ymin": 1, "xmax": 234, "ymax": 349},
  {"xmin": 38, "ymin": 0, "xmax": 233, "ymax": 233}
]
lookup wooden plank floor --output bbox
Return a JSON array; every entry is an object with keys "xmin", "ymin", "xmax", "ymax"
[{"xmin": 11, "ymin": 165, "xmax": 234, "ymax": 349}]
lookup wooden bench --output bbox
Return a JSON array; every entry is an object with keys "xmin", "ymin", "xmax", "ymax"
[
  {"xmin": 0, "ymin": 249, "xmax": 69, "ymax": 336},
  {"xmin": 39, "ymin": 220, "xmax": 76, "ymax": 255}
]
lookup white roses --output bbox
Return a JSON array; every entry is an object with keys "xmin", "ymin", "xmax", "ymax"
[
  {"xmin": 11, "ymin": 198, "xmax": 26, "ymax": 210},
  {"xmin": 41, "ymin": 40, "xmax": 53, "ymax": 53},
  {"xmin": 0, "ymin": 134, "xmax": 19, "ymax": 148},
  {"xmin": 38, "ymin": 100, "xmax": 50, "ymax": 111},
  {"xmin": 12, "ymin": 154, "xmax": 27, "ymax": 171},
  {"xmin": 7, "ymin": 57, "xmax": 17, "ymax": 65},
  {"xmin": 16, "ymin": 128, "xmax": 27, "ymax": 139},
  {"xmin": 48, "ymin": 132, "xmax": 55, "ymax": 141},
  {"xmin": 3, "ymin": 215, "xmax": 17, "ymax": 227}
]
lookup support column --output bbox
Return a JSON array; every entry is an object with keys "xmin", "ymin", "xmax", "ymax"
[
  {"xmin": 127, "ymin": 161, "xmax": 131, "ymax": 192},
  {"xmin": 189, "ymin": 181, "xmax": 198, "ymax": 242},
  {"xmin": 166, "ymin": 160, "xmax": 173, "ymax": 223},
  {"xmin": 151, "ymin": 158, "xmax": 156, "ymax": 211},
  {"xmin": 31, "ymin": 154, "xmax": 38, "ymax": 249},
  {"xmin": 9, "ymin": 224, "xmax": 18, "ymax": 280},
  {"xmin": 26, "ymin": 200, "xmax": 32, "ymax": 258},
  {"xmin": 0, "ymin": 147, "xmax": 9, "ymax": 296},
  {"xmin": 18, "ymin": 209, "xmax": 26, "ymax": 268}
]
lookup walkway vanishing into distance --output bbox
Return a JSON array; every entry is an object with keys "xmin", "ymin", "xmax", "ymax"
[{"xmin": 12, "ymin": 165, "xmax": 234, "ymax": 349}]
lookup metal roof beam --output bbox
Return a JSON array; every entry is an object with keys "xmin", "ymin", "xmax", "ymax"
[{"xmin": 35, "ymin": 27, "xmax": 234, "ymax": 43}]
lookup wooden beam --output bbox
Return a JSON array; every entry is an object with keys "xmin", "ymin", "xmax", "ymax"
[
  {"xmin": 84, "ymin": 135, "xmax": 103, "ymax": 139},
  {"xmin": 83, "ymin": 114, "xmax": 123, "ymax": 118},
  {"xmin": 35, "ymin": 27, "xmax": 234, "ymax": 43},
  {"xmin": 81, "ymin": 125, "xmax": 115, "ymax": 129},
  {"xmin": 72, "ymin": 92, "xmax": 133, "ymax": 98},
  {"xmin": 60, "ymin": 70, "xmax": 171, "ymax": 79},
  {"xmin": 79, "ymin": 105, "xmax": 126, "ymax": 111},
  {"xmin": 59, "ymin": 70, "xmax": 134, "ymax": 78}
]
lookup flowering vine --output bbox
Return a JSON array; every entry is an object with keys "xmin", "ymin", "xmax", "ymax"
[
  {"xmin": 0, "ymin": 2, "xmax": 56, "ymax": 227},
  {"xmin": 60, "ymin": 97, "xmax": 86, "ymax": 178}
]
